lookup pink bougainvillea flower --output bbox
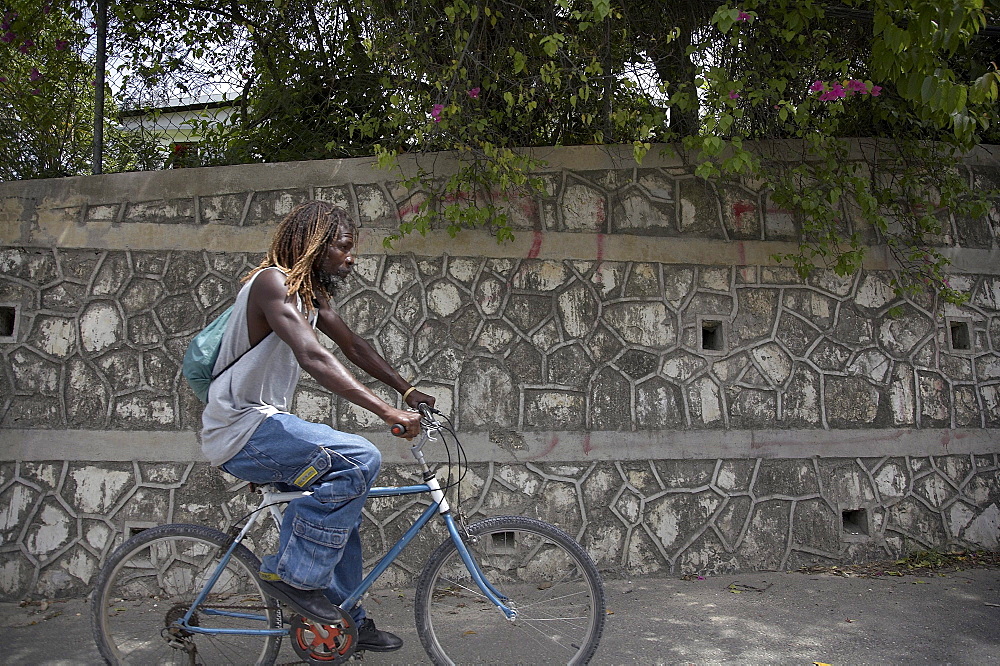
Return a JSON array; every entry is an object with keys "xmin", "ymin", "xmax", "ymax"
[
  {"xmin": 430, "ymin": 103, "xmax": 444, "ymax": 122},
  {"xmin": 468, "ymin": 87, "xmax": 480, "ymax": 99},
  {"xmin": 846, "ymin": 79, "xmax": 867, "ymax": 94},
  {"xmin": 55, "ymin": 39, "xmax": 69, "ymax": 51},
  {"xmin": 18, "ymin": 38, "xmax": 34, "ymax": 53},
  {"xmin": 0, "ymin": 75, "xmax": 6, "ymax": 83},
  {"xmin": 31, "ymin": 88, "xmax": 40, "ymax": 95},
  {"xmin": 819, "ymin": 83, "xmax": 847, "ymax": 101},
  {"xmin": 869, "ymin": 85, "xmax": 882, "ymax": 97},
  {"xmin": 43, "ymin": 4, "xmax": 51, "ymax": 14},
  {"xmin": 0, "ymin": 31, "xmax": 13, "ymax": 43},
  {"xmin": 729, "ymin": 90, "xmax": 740, "ymax": 99},
  {"xmin": 810, "ymin": 80, "xmax": 825, "ymax": 92},
  {"xmin": 737, "ymin": 11, "xmax": 751, "ymax": 21},
  {"xmin": 29, "ymin": 67, "xmax": 41, "ymax": 81}
]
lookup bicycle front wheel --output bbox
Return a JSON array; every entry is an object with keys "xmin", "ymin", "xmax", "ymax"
[
  {"xmin": 415, "ymin": 515, "xmax": 605, "ymax": 665},
  {"xmin": 91, "ymin": 523, "xmax": 282, "ymax": 665}
]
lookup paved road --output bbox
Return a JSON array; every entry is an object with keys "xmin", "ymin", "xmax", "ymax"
[{"xmin": 3, "ymin": 567, "xmax": 999, "ymax": 664}]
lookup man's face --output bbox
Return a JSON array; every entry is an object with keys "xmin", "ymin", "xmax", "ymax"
[{"xmin": 314, "ymin": 228, "xmax": 355, "ymax": 295}]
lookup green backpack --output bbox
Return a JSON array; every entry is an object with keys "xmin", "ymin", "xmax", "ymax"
[{"xmin": 182, "ymin": 306, "xmax": 247, "ymax": 403}]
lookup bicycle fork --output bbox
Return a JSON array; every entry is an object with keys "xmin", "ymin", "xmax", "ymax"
[{"xmin": 411, "ymin": 442, "xmax": 517, "ymax": 621}]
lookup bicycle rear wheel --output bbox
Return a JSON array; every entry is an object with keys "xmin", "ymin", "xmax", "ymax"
[
  {"xmin": 91, "ymin": 523, "xmax": 282, "ymax": 665},
  {"xmin": 415, "ymin": 515, "xmax": 605, "ymax": 665}
]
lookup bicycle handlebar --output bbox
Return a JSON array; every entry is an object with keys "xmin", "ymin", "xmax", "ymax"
[{"xmin": 391, "ymin": 403, "xmax": 439, "ymax": 436}]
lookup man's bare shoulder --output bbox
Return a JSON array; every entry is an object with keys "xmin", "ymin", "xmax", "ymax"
[{"xmin": 248, "ymin": 268, "xmax": 289, "ymax": 303}]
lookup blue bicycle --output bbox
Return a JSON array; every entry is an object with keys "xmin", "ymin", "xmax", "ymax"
[{"xmin": 90, "ymin": 406, "xmax": 606, "ymax": 664}]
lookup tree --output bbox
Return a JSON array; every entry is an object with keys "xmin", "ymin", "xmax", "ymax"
[
  {"xmin": 6, "ymin": 1, "xmax": 1000, "ymax": 302},
  {"xmin": 0, "ymin": 1, "xmax": 161, "ymax": 179}
]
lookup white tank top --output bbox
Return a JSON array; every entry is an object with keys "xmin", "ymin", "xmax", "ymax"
[{"xmin": 200, "ymin": 267, "xmax": 317, "ymax": 466}]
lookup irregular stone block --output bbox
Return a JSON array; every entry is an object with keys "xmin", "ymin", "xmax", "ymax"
[
  {"xmin": 11, "ymin": 348, "xmax": 59, "ymax": 395},
  {"xmin": 66, "ymin": 359, "xmax": 110, "ymax": 426},
  {"xmin": 736, "ymin": 499, "xmax": 790, "ymax": 571},
  {"xmin": 855, "ymin": 273, "xmax": 895, "ymax": 311},
  {"xmin": 791, "ymin": 497, "xmax": 840, "ymax": 553},
  {"xmin": 687, "ymin": 376, "xmax": 723, "ymax": 426},
  {"xmin": 886, "ymin": 496, "xmax": 948, "ymax": 546},
  {"xmin": 512, "ymin": 259, "xmax": 569, "ymax": 292},
  {"xmin": 918, "ymin": 371, "xmax": 951, "ymax": 427},
  {"xmin": 755, "ymin": 459, "xmax": 819, "ymax": 497},
  {"xmin": 458, "ymin": 358, "xmax": 516, "ymax": 428},
  {"xmin": 678, "ymin": 178, "xmax": 724, "ymax": 238},
  {"xmin": 557, "ymin": 281, "xmax": 599, "ymax": 338},
  {"xmin": 879, "ymin": 306, "xmax": 934, "ymax": 357},
  {"xmin": 604, "ymin": 302, "xmax": 673, "ymax": 347},
  {"xmin": 474, "ymin": 320, "xmax": 514, "ymax": 354},
  {"xmin": 662, "ymin": 266, "xmax": 695, "ymax": 307},
  {"xmin": 339, "ymin": 290, "xmax": 391, "ymax": 337},
  {"xmin": 590, "ymin": 367, "xmax": 631, "ymax": 430},
  {"xmin": 636, "ymin": 377, "xmax": 684, "ymax": 429},
  {"xmin": 718, "ymin": 186, "xmax": 761, "ymax": 240},
  {"xmin": 646, "ymin": 490, "xmax": 722, "ymax": 555},
  {"xmin": 783, "ymin": 289, "xmax": 836, "ymax": 329},
  {"xmin": 548, "ymin": 343, "xmax": 593, "ymax": 387},
  {"xmin": 245, "ymin": 189, "xmax": 308, "ymax": 226},
  {"xmin": 113, "ymin": 392, "xmax": 176, "ymax": 428},
  {"xmin": 611, "ymin": 187, "xmax": 675, "ymax": 235},
  {"xmin": 677, "ymin": 529, "xmax": 740, "ymax": 576},
  {"xmin": 829, "ymin": 305, "xmax": 874, "ymax": 348},
  {"xmin": 818, "ymin": 459, "xmax": 877, "ymax": 506},
  {"xmin": 561, "ymin": 180, "xmax": 607, "ymax": 232},
  {"xmin": 524, "ymin": 390, "xmax": 585, "ymax": 429},
  {"xmin": 825, "ymin": 376, "xmax": 880, "ymax": 427},
  {"xmin": 200, "ymin": 193, "xmax": 248, "ymax": 226},
  {"xmin": 727, "ymin": 386, "xmax": 777, "ymax": 427},
  {"xmin": 24, "ymin": 496, "xmax": 76, "ymax": 560},
  {"xmin": 731, "ymin": 288, "xmax": 778, "ymax": 346},
  {"xmin": 123, "ymin": 198, "xmax": 195, "ymax": 225}
]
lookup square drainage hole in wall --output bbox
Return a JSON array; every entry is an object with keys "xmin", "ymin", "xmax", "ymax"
[
  {"xmin": 701, "ymin": 320, "xmax": 724, "ymax": 352},
  {"xmin": 949, "ymin": 320, "xmax": 971, "ymax": 351},
  {"xmin": 0, "ymin": 306, "xmax": 15, "ymax": 338},
  {"xmin": 842, "ymin": 509, "xmax": 868, "ymax": 536}
]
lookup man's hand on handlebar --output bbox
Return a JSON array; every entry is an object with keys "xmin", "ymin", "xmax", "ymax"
[
  {"xmin": 404, "ymin": 388, "xmax": 436, "ymax": 410},
  {"xmin": 384, "ymin": 407, "xmax": 421, "ymax": 440}
]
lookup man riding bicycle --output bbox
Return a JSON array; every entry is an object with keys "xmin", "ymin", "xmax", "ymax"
[{"xmin": 200, "ymin": 200, "xmax": 434, "ymax": 652}]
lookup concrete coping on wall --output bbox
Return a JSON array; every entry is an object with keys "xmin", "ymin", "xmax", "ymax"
[{"xmin": 2, "ymin": 427, "xmax": 996, "ymax": 465}]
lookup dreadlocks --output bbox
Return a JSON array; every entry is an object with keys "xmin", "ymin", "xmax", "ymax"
[{"xmin": 243, "ymin": 201, "xmax": 357, "ymax": 314}]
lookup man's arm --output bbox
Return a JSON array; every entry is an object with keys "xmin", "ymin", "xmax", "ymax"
[
  {"xmin": 247, "ymin": 270, "xmax": 421, "ymax": 435},
  {"xmin": 315, "ymin": 298, "xmax": 436, "ymax": 410}
]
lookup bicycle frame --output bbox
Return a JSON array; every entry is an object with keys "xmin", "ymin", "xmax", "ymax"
[{"xmin": 175, "ymin": 423, "xmax": 515, "ymax": 639}]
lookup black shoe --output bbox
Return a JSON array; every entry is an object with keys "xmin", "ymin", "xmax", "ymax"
[
  {"xmin": 357, "ymin": 617, "xmax": 403, "ymax": 652},
  {"xmin": 257, "ymin": 578, "xmax": 344, "ymax": 625}
]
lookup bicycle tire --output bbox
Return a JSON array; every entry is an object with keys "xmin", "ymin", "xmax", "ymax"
[
  {"xmin": 414, "ymin": 515, "xmax": 605, "ymax": 665},
  {"xmin": 91, "ymin": 523, "xmax": 283, "ymax": 665}
]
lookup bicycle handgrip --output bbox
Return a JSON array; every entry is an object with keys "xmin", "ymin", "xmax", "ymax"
[{"xmin": 391, "ymin": 423, "xmax": 406, "ymax": 436}]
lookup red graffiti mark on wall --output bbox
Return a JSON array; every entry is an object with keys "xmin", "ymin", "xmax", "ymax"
[
  {"xmin": 397, "ymin": 201, "xmax": 421, "ymax": 219},
  {"xmin": 520, "ymin": 197, "xmax": 539, "ymax": 220},
  {"xmin": 596, "ymin": 199, "xmax": 607, "ymax": 229},
  {"xmin": 732, "ymin": 201, "xmax": 755, "ymax": 231},
  {"xmin": 527, "ymin": 230, "xmax": 543, "ymax": 258},
  {"xmin": 737, "ymin": 240, "xmax": 746, "ymax": 265},
  {"xmin": 582, "ymin": 432, "xmax": 593, "ymax": 455},
  {"xmin": 526, "ymin": 434, "xmax": 559, "ymax": 460},
  {"xmin": 592, "ymin": 233, "xmax": 606, "ymax": 285}
]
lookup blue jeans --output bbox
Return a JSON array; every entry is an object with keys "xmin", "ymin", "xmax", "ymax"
[{"xmin": 220, "ymin": 413, "xmax": 381, "ymax": 621}]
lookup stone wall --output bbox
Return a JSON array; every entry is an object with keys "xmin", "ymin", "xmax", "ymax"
[{"xmin": 1, "ymin": 142, "xmax": 999, "ymax": 601}]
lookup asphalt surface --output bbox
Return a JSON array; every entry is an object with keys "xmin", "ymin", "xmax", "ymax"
[{"xmin": 3, "ymin": 566, "xmax": 998, "ymax": 664}]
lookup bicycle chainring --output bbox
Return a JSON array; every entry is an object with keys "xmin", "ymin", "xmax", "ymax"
[{"xmin": 289, "ymin": 610, "xmax": 358, "ymax": 665}]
